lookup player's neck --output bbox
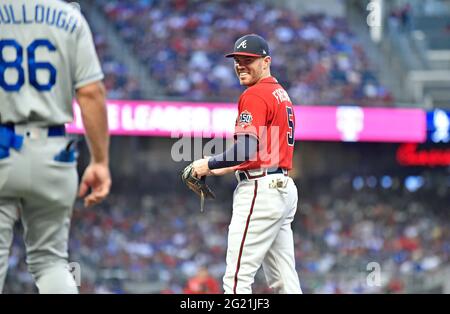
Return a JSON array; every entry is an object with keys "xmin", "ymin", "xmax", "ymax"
[{"xmin": 254, "ymin": 72, "xmax": 272, "ymax": 85}]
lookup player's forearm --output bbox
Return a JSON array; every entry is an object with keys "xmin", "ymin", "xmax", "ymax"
[
  {"xmin": 210, "ymin": 167, "xmax": 237, "ymax": 176},
  {"xmin": 208, "ymin": 135, "xmax": 257, "ymax": 170},
  {"xmin": 76, "ymin": 81, "xmax": 109, "ymax": 165}
]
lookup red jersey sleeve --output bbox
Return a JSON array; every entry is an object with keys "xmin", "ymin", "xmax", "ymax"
[{"xmin": 234, "ymin": 93, "xmax": 267, "ymax": 140}]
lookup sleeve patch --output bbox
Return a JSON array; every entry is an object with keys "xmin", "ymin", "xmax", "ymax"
[{"xmin": 238, "ymin": 110, "xmax": 253, "ymax": 127}]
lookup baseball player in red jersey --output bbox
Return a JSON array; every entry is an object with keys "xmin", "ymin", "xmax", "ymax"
[{"xmin": 192, "ymin": 34, "xmax": 302, "ymax": 294}]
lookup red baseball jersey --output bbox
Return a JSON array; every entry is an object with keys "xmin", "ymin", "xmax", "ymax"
[{"xmin": 234, "ymin": 76, "xmax": 295, "ymax": 171}]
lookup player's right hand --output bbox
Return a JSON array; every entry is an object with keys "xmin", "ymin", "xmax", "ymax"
[{"xmin": 78, "ymin": 162, "xmax": 111, "ymax": 207}]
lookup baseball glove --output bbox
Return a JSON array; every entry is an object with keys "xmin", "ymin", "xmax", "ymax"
[{"xmin": 181, "ymin": 163, "xmax": 216, "ymax": 211}]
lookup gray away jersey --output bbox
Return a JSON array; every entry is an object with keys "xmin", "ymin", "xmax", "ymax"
[{"xmin": 0, "ymin": 0, "xmax": 104, "ymax": 125}]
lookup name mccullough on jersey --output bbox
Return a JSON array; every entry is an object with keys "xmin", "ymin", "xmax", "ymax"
[{"xmin": 0, "ymin": 3, "xmax": 79, "ymax": 34}]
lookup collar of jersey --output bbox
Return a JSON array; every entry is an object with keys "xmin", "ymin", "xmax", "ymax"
[{"xmin": 258, "ymin": 76, "xmax": 278, "ymax": 84}]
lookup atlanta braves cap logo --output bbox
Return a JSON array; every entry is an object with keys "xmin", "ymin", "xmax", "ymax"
[
  {"xmin": 236, "ymin": 40, "xmax": 247, "ymax": 49},
  {"xmin": 225, "ymin": 34, "xmax": 270, "ymax": 58}
]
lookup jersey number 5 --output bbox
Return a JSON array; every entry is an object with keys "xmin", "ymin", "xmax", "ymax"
[
  {"xmin": 286, "ymin": 106, "xmax": 295, "ymax": 146},
  {"xmin": 0, "ymin": 39, "xmax": 57, "ymax": 92}
]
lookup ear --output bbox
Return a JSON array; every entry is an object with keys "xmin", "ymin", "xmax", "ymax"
[{"xmin": 263, "ymin": 56, "xmax": 271, "ymax": 70}]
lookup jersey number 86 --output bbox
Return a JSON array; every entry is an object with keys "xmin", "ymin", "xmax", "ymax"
[{"xmin": 0, "ymin": 39, "xmax": 57, "ymax": 92}]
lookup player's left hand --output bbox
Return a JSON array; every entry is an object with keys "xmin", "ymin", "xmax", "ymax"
[
  {"xmin": 78, "ymin": 162, "xmax": 112, "ymax": 207},
  {"xmin": 192, "ymin": 157, "xmax": 212, "ymax": 178}
]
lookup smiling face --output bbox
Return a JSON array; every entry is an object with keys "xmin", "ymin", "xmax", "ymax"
[{"xmin": 233, "ymin": 55, "xmax": 271, "ymax": 87}]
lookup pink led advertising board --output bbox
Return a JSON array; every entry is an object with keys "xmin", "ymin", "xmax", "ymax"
[{"xmin": 67, "ymin": 100, "xmax": 426, "ymax": 143}]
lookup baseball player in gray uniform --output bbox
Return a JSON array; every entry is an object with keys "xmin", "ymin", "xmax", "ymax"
[{"xmin": 0, "ymin": 0, "xmax": 111, "ymax": 293}]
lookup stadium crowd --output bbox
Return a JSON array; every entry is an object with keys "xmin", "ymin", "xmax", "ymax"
[
  {"xmin": 87, "ymin": 0, "xmax": 393, "ymax": 106},
  {"xmin": 4, "ymin": 172, "xmax": 448, "ymax": 294},
  {"xmin": 92, "ymin": 32, "xmax": 143, "ymax": 100}
]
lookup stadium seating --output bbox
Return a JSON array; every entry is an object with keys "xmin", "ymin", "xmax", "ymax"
[
  {"xmin": 93, "ymin": 33, "xmax": 143, "ymax": 99},
  {"xmin": 90, "ymin": 0, "xmax": 393, "ymax": 105}
]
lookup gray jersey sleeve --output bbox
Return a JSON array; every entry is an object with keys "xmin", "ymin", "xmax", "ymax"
[{"xmin": 73, "ymin": 13, "xmax": 104, "ymax": 89}]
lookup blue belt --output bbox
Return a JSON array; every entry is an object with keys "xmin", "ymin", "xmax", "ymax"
[
  {"xmin": 48, "ymin": 125, "xmax": 66, "ymax": 137},
  {"xmin": 0, "ymin": 124, "xmax": 66, "ymax": 137},
  {"xmin": 0, "ymin": 124, "xmax": 65, "ymax": 159},
  {"xmin": 238, "ymin": 168, "xmax": 287, "ymax": 181}
]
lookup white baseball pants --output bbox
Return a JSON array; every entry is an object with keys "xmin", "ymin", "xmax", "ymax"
[
  {"xmin": 0, "ymin": 127, "xmax": 78, "ymax": 293},
  {"xmin": 223, "ymin": 173, "xmax": 302, "ymax": 294}
]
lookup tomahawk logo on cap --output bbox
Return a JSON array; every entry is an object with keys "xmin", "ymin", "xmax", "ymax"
[{"xmin": 225, "ymin": 34, "xmax": 270, "ymax": 58}]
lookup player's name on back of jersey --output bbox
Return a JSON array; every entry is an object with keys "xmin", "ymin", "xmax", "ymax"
[{"xmin": 0, "ymin": 4, "xmax": 79, "ymax": 34}]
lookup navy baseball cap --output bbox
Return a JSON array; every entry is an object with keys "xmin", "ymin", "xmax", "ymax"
[{"xmin": 225, "ymin": 34, "xmax": 270, "ymax": 58}]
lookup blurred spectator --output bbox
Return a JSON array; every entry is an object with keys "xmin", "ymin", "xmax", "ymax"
[
  {"xmin": 183, "ymin": 266, "xmax": 221, "ymax": 294},
  {"xmin": 400, "ymin": 3, "xmax": 413, "ymax": 32},
  {"xmin": 389, "ymin": 3, "xmax": 413, "ymax": 33},
  {"xmin": 386, "ymin": 277, "xmax": 405, "ymax": 294}
]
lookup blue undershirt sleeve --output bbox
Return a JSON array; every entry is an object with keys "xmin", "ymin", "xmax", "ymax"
[{"xmin": 207, "ymin": 135, "xmax": 257, "ymax": 170}]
